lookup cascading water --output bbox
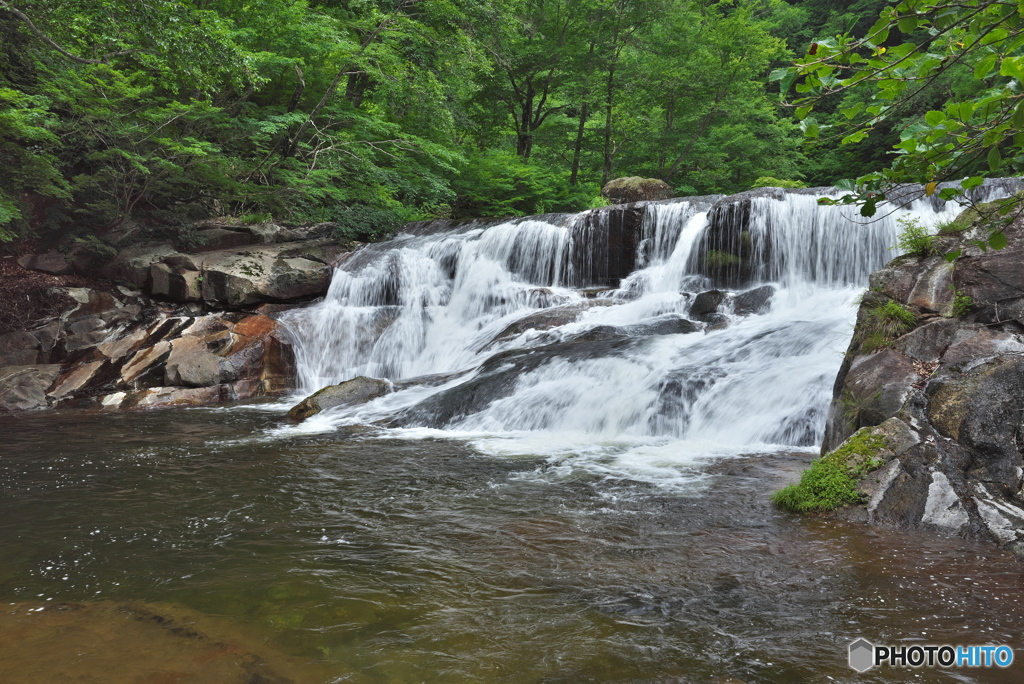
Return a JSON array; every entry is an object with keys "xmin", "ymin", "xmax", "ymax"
[{"xmin": 280, "ymin": 182, "xmax": 1015, "ymax": 482}]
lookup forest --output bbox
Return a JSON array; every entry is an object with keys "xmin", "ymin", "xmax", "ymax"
[{"xmin": 0, "ymin": 0, "xmax": 1013, "ymax": 246}]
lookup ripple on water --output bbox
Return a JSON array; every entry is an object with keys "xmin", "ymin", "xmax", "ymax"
[{"xmin": 0, "ymin": 408, "xmax": 1022, "ymax": 683}]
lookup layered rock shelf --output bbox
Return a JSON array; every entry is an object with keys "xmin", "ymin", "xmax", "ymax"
[{"xmin": 1, "ymin": 220, "xmax": 351, "ymax": 412}]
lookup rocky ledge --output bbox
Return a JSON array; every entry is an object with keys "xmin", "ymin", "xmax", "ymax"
[
  {"xmin": 1, "ymin": 221, "xmax": 354, "ymax": 412},
  {"xmin": 0, "ymin": 288, "xmax": 296, "ymax": 412},
  {"xmin": 807, "ymin": 205, "xmax": 1024, "ymax": 555}
]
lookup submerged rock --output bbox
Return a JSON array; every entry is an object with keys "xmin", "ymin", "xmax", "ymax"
[
  {"xmin": 391, "ymin": 337, "xmax": 636, "ymax": 428},
  {"xmin": 287, "ymin": 376, "xmax": 392, "ymax": 422}
]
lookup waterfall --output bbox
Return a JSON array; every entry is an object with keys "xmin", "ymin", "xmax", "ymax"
[{"xmin": 280, "ymin": 181, "xmax": 1016, "ymax": 468}]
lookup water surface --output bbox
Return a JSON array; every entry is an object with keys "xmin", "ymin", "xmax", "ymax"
[{"xmin": 2, "ymin": 406, "xmax": 1021, "ymax": 683}]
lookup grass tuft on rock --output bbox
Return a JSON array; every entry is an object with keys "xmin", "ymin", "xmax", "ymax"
[
  {"xmin": 861, "ymin": 300, "xmax": 916, "ymax": 351},
  {"xmin": 772, "ymin": 429, "xmax": 889, "ymax": 513}
]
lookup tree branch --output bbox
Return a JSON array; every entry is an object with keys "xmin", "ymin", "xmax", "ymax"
[{"xmin": 0, "ymin": 1, "xmax": 141, "ymax": 64}]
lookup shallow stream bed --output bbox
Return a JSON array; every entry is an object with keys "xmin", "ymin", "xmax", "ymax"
[{"xmin": 1, "ymin": 405, "xmax": 1021, "ymax": 683}]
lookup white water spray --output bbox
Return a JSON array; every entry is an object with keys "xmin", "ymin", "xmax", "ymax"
[{"xmin": 280, "ymin": 184, "xmax": 1013, "ymax": 479}]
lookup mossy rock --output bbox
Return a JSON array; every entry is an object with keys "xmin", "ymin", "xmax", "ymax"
[
  {"xmin": 773, "ymin": 419, "xmax": 917, "ymax": 513},
  {"xmin": 601, "ymin": 177, "xmax": 673, "ymax": 204}
]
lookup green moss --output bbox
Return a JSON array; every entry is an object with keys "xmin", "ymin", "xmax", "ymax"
[
  {"xmin": 704, "ymin": 249, "xmax": 741, "ymax": 269},
  {"xmin": 938, "ymin": 193, "xmax": 1024, "ymax": 234},
  {"xmin": 772, "ymin": 428, "xmax": 889, "ymax": 513},
  {"xmin": 751, "ymin": 176, "xmax": 807, "ymax": 189}
]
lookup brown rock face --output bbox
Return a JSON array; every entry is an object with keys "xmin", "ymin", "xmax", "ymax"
[
  {"xmin": 601, "ymin": 177, "xmax": 674, "ymax": 204},
  {"xmin": 1, "ymin": 303, "xmax": 297, "ymax": 411}
]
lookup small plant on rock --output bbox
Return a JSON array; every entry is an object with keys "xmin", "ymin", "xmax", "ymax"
[
  {"xmin": 949, "ymin": 288, "xmax": 974, "ymax": 318},
  {"xmin": 870, "ymin": 300, "xmax": 916, "ymax": 339},
  {"xmin": 893, "ymin": 216, "xmax": 937, "ymax": 257},
  {"xmin": 704, "ymin": 250, "xmax": 740, "ymax": 269}
]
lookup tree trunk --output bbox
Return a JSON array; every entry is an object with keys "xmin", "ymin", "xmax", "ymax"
[
  {"xmin": 517, "ymin": 81, "xmax": 535, "ymax": 159},
  {"xmin": 601, "ymin": 60, "xmax": 616, "ymax": 186},
  {"xmin": 346, "ymin": 71, "xmax": 369, "ymax": 107},
  {"xmin": 570, "ymin": 98, "xmax": 589, "ymax": 186}
]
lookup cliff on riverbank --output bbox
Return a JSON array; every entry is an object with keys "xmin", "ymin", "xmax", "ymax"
[{"xmin": 801, "ymin": 204, "xmax": 1024, "ymax": 555}]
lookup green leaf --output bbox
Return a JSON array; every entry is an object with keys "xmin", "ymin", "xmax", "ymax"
[
  {"xmin": 988, "ymin": 145, "xmax": 1002, "ymax": 171},
  {"xmin": 1012, "ymin": 101, "xmax": 1024, "ymax": 129},
  {"xmin": 898, "ymin": 16, "xmax": 918, "ymax": 34},
  {"xmin": 962, "ymin": 176, "xmax": 985, "ymax": 190},
  {"xmin": 944, "ymin": 249, "xmax": 962, "ymax": 262},
  {"xmin": 938, "ymin": 188, "xmax": 960, "ymax": 200},
  {"xmin": 924, "ymin": 110, "xmax": 945, "ymax": 126},
  {"xmin": 1001, "ymin": 56, "xmax": 1024, "ymax": 81},
  {"xmin": 989, "ymin": 230, "xmax": 1008, "ymax": 250},
  {"xmin": 860, "ymin": 198, "xmax": 877, "ymax": 217},
  {"xmin": 975, "ymin": 54, "xmax": 998, "ymax": 80}
]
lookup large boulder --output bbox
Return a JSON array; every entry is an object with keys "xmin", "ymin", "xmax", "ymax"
[
  {"xmin": 199, "ymin": 245, "xmax": 333, "ymax": 308},
  {"xmin": 0, "ymin": 365, "xmax": 62, "ymax": 411},
  {"xmin": 102, "ymin": 242, "xmax": 180, "ymax": 289},
  {"xmin": 601, "ymin": 177, "xmax": 673, "ymax": 204},
  {"xmin": 17, "ymin": 251, "xmax": 71, "ymax": 276},
  {"xmin": 812, "ymin": 206, "xmax": 1024, "ymax": 555},
  {"xmin": 690, "ymin": 290, "xmax": 725, "ymax": 318},
  {"xmin": 286, "ymin": 376, "xmax": 392, "ymax": 421},
  {"xmin": 733, "ymin": 285, "xmax": 775, "ymax": 315}
]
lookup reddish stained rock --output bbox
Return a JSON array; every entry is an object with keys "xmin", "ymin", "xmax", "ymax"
[{"xmin": 48, "ymin": 360, "xmax": 107, "ymax": 400}]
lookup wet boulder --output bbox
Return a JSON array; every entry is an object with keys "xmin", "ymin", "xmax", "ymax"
[
  {"xmin": 391, "ymin": 337, "xmax": 636, "ymax": 428},
  {"xmin": 487, "ymin": 305, "xmax": 587, "ymax": 346},
  {"xmin": 566, "ymin": 325, "xmax": 629, "ymax": 343},
  {"xmin": 287, "ymin": 376, "xmax": 392, "ymax": 422},
  {"xmin": 733, "ymin": 285, "xmax": 775, "ymax": 316},
  {"xmin": 690, "ymin": 290, "xmax": 725, "ymax": 318},
  {"xmin": 623, "ymin": 315, "xmax": 700, "ymax": 337}
]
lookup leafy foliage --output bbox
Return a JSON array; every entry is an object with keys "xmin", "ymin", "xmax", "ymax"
[
  {"xmin": 772, "ymin": 0, "xmax": 1024, "ymax": 239},
  {"xmin": 950, "ymin": 288, "xmax": 975, "ymax": 317},
  {"xmin": 0, "ymin": 0, "xmax": 809, "ymax": 241},
  {"xmin": 866, "ymin": 299, "xmax": 917, "ymax": 349},
  {"xmin": 752, "ymin": 176, "xmax": 807, "ymax": 189}
]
